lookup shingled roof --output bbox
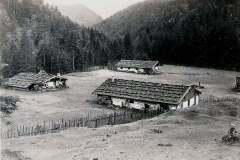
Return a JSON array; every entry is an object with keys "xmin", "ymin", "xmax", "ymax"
[
  {"xmin": 2, "ymin": 70, "xmax": 53, "ymax": 89},
  {"xmin": 93, "ymin": 79, "xmax": 200, "ymax": 105},
  {"xmin": 115, "ymin": 60, "xmax": 159, "ymax": 69},
  {"xmin": 34, "ymin": 70, "xmax": 52, "ymax": 84}
]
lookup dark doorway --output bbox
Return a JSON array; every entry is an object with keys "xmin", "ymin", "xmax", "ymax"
[{"xmin": 144, "ymin": 104, "xmax": 150, "ymax": 110}]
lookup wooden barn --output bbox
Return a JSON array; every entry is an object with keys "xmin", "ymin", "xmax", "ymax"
[
  {"xmin": 115, "ymin": 60, "xmax": 160, "ymax": 74},
  {"xmin": 236, "ymin": 76, "xmax": 240, "ymax": 89},
  {"xmin": 2, "ymin": 70, "xmax": 67, "ymax": 91},
  {"xmin": 93, "ymin": 78, "xmax": 201, "ymax": 111}
]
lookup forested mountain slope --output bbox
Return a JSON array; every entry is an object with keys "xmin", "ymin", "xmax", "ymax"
[
  {"xmin": 95, "ymin": 0, "xmax": 169, "ymax": 37},
  {"xmin": 0, "ymin": 0, "xmax": 111, "ymax": 77},
  {"xmin": 95, "ymin": 0, "xmax": 240, "ymax": 70},
  {"xmin": 55, "ymin": 3, "xmax": 102, "ymax": 27},
  {"xmin": 0, "ymin": 1, "xmax": 14, "ymax": 77}
]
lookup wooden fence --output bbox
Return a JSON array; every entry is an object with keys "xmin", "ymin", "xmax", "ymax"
[
  {"xmin": 201, "ymin": 95, "xmax": 240, "ymax": 103},
  {"xmin": 1, "ymin": 109, "xmax": 164, "ymax": 139}
]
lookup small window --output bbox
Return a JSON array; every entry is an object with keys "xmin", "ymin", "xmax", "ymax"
[
  {"xmin": 145, "ymin": 104, "xmax": 150, "ymax": 109},
  {"xmin": 129, "ymin": 99, "xmax": 134, "ymax": 103}
]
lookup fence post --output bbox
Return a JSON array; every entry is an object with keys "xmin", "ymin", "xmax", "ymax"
[
  {"xmin": 22, "ymin": 126, "xmax": 25, "ymax": 136},
  {"xmin": 95, "ymin": 119, "xmax": 98, "ymax": 128},
  {"xmin": 17, "ymin": 127, "xmax": 19, "ymax": 136},
  {"xmin": 31, "ymin": 127, "xmax": 34, "ymax": 136},
  {"xmin": 108, "ymin": 115, "xmax": 111, "ymax": 125},
  {"xmin": 114, "ymin": 112, "xmax": 116, "ymax": 124},
  {"xmin": 82, "ymin": 118, "xmax": 84, "ymax": 127},
  {"xmin": 51, "ymin": 120, "xmax": 54, "ymax": 132},
  {"xmin": 43, "ymin": 121, "xmax": 46, "ymax": 134}
]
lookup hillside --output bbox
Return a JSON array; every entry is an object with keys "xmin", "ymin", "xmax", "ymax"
[
  {"xmin": 95, "ymin": 0, "xmax": 240, "ymax": 70},
  {"xmin": 0, "ymin": 0, "xmax": 112, "ymax": 78},
  {"xmin": 95, "ymin": 0, "xmax": 169, "ymax": 37},
  {"xmin": 53, "ymin": 4, "xmax": 102, "ymax": 27}
]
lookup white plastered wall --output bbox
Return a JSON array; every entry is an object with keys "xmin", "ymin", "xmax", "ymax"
[
  {"xmin": 117, "ymin": 67, "xmax": 128, "ymax": 72},
  {"xmin": 112, "ymin": 98, "xmax": 126, "ymax": 107},
  {"xmin": 176, "ymin": 95, "xmax": 200, "ymax": 110}
]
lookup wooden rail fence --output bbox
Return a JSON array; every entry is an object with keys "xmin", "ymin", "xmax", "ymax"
[
  {"xmin": 201, "ymin": 96, "xmax": 240, "ymax": 103},
  {"xmin": 1, "ymin": 109, "xmax": 164, "ymax": 139}
]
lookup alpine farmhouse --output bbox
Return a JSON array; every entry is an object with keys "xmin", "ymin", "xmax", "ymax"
[
  {"xmin": 93, "ymin": 78, "xmax": 201, "ymax": 111},
  {"xmin": 2, "ymin": 70, "xmax": 67, "ymax": 91},
  {"xmin": 115, "ymin": 60, "xmax": 160, "ymax": 74}
]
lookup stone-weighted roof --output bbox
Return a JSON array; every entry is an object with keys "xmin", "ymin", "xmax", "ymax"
[
  {"xmin": 93, "ymin": 79, "xmax": 201, "ymax": 105},
  {"xmin": 115, "ymin": 60, "xmax": 159, "ymax": 69},
  {"xmin": 2, "ymin": 70, "xmax": 54, "ymax": 89}
]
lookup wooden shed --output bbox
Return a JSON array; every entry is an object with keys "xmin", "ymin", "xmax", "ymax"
[
  {"xmin": 115, "ymin": 60, "xmax": 160, "ymax": 74},
  {"xmin": 93, "ymin": 78, "xmax": 201, "ymax": 111},
  {"xmin": 2, "ymin": 70, "xmax": 67, "ymax": 91}
]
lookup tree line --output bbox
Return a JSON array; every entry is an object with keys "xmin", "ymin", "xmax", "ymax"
[
  {"xmin": 1, "ymin": 0, "xmax": 240, "ymax": 78},
  {"xmin": 97, "ymin": 0, "xmax": 240, "ymax": 71},
  {"xmin": 0, "ymin": 0, "xmax": 119, "ymax": 77}
]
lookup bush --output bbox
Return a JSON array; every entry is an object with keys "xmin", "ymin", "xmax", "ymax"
[{"xmin": 0, "ymin": 96, "xmax": 19, "ymax": 115}]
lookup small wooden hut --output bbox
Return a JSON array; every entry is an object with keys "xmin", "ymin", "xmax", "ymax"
[
  {"xmin": 115, "ymin": 60, "xmax": 160, "ymax": 74},
  {"xmin": 2, "ymin": 70, "xmax": 67, "ymax": 91}
]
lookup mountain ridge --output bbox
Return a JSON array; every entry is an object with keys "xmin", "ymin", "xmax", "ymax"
[
  {"xmin": 95, "ymin": 0, "xmax": 169, "ymax": 37},
  {"xmin": 95, "ymin": 0, "xmax": 240, "ymax": 70},
  {"xmin": 53, "ymin": 3, "xmax": 102, "ymax": 27}
]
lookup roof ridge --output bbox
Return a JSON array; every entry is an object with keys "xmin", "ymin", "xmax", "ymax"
[
  {"xmin": 93, "ymin": 78, "xmax": 199, "ymax": 105},
  {"xmin": 107, "ymin": 78, "xmax": 190, "ymax": 87}
]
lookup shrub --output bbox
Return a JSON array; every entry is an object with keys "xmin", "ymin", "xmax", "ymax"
[{"xmin": 0, "ymin": 96, "xmax": 19, "ymax": 115}]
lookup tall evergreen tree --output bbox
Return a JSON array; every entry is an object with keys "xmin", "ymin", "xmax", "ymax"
[{"xmin": 123, "ymin": 32, "xmax": 133, "ymax": 59}]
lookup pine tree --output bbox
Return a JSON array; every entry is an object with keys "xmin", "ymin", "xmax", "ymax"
[{"xmin": 123, "ymin": 32, "xmax": 133, "ymax": 59}]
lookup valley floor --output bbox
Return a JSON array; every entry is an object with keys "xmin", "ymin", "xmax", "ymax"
[
  {"xmin": 2, "ymin": 100, "xmax": 240, "ymax": 160},
  {"xmin": 1, "ymin": 65, "xmax": 240, "ymax": 159}
]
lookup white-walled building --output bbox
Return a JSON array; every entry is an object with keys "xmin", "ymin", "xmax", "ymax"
[
  {"xmin": 93, "ymin": 78, "xmax": 201, "ymax": 111},
  {"xmin": 115, "ymin": 60, "xmax": 160, "ymax": 74}
]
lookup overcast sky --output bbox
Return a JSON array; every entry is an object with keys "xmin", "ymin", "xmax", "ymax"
[{"xmin": 44, "ymin": 0, "xmax": 145, "ymax": 19}]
